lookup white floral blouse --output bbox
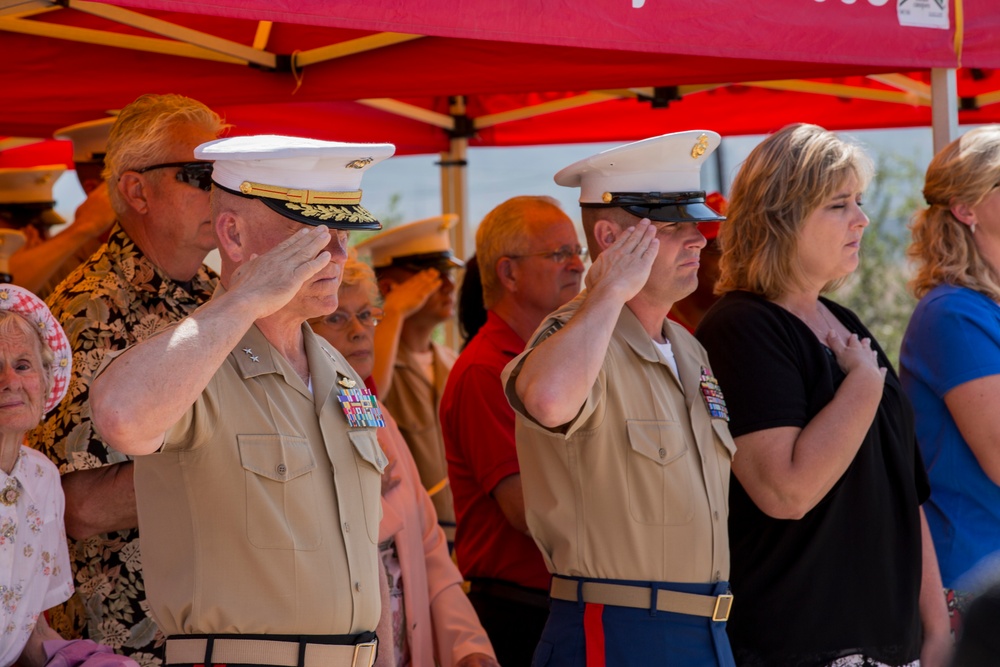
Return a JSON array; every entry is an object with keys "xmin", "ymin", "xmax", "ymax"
[{"xmin": 0, "ymin": 446, "xmax": 73, "ymax": 667}]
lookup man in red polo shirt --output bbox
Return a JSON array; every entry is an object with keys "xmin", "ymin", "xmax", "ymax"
[{"xmin": 440, "ymin": 196, "xmax": 584, "ymax": 667}]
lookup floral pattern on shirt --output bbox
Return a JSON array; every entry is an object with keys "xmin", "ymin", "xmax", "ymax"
[
  {"xmin": 28, "ymin": 224, "xmax": 218, "ymax": 666},
  {"xmin": 0, "ymin": 448, "xmax": 74, "ymax": 667}
]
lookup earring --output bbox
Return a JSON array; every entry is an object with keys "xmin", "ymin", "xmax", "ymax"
[{"xmin": 972, "ymin": 223, "xmax": 978, "ymax": 235}]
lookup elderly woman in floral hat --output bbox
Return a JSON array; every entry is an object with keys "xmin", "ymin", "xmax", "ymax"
[{"xmin": 0, "ymin": 285, "xmax": 134, "ymax": 667}]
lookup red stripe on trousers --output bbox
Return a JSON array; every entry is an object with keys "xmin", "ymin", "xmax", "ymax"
[{"xmin": 584, "ymin": 603, "xmax": 606, "ymax": 667}]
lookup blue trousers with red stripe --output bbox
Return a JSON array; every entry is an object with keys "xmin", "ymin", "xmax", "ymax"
[{"xmin": 531, "ymin": 579, "xmax": 736, "ymax": 667}]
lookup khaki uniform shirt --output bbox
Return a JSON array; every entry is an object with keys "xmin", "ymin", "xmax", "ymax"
[
  {"xmin": 383, "ymin": 341, "xmax": 457, "ymax": 529},
  {"xmin": 124, "ymin": 321, "xmax": 387, "ymax": 636},
  {"xmin": 502, "ymin": 295, "xmax": 735, "ymax": 583}
]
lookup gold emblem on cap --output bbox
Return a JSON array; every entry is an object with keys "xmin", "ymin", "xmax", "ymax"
[
  {"xmin": 345, "ymin": 157, "xmax": 373, "ymax": 169},
  {"xmin": 691, "ymin": 134, "xmax": 709, "ymax": 159},
  {"xmin": 240, "ymin": 182, "xmax": 254, "ymax": 195},
  {"xmin": 602, "ymin": 192, "xmax": 613, "ymax": 203}
]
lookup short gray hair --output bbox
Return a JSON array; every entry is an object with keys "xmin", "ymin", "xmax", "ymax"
[
  {"xmin": 476, "ymin": 196, "xmax": 563, "ymax": 309},
  {"xmin": 104, "ymin": 94, "xmax": 225, "ymax": 218}
]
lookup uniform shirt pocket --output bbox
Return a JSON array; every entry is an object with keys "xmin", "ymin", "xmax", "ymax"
[
  {"xmin": 347, "ymin": 429, "xmax": 388, "ymax": 543},
  {"xmin": 238, "ymin": 434, "xmax": 320, "ymax": 550},
  {"xmin": 625, "ymin": 419, "xmax": 694, "ymax": 525}
]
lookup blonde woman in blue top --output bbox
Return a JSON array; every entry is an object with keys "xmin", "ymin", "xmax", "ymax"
[{"xmin": 900, "ymin": 125, "xmax": 1000, "ymax": 630}]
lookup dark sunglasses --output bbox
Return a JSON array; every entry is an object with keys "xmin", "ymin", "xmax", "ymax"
[{"xmin": 135, "ymin": 161, "xmax": 214, "ymax": 191}]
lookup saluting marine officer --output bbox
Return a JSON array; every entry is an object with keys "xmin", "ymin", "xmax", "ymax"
[
  {"xmin": 90, "ymin": 135, "xmax": 398, "ymax": 667},
  {"xmin": 502, "ymin": 131, "xmax": 737, "ymax": 666}
]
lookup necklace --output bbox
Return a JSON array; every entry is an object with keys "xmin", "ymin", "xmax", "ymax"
[
  {"xmin": 787, "ymin": 301, "xmax": 842, "ymax": 344},
  {"xmin": 817, "ymin": 304, "xmax": 841, "ymax": 334}
]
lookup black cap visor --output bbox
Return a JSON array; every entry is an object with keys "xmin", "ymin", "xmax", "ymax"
[{"xmin": 583, "ymin": 191, "xmax": 725, "ymax": 223}]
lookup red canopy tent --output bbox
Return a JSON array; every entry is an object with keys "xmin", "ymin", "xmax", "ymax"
[
  {"xmin": 0, "ymin": 0, "xmax": 977, "ymax": 137},
  {"xmin": 1, "ymin": 0, "xmax": 997, "ymax": 234}
]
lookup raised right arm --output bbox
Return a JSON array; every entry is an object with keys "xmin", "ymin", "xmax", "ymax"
[
  {"xmin": 514, "ymin": 220, "xmax": 657, "ymax": 428},
  {"xmin": 91, "ymin": 226, "xmax": 333, "ymax": 455}
]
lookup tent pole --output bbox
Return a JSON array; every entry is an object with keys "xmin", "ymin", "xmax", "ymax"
[
  {"xmin": 930, "ymin": 68, "xmax": 958, "ymax": 153},
  {"xmin": 438, "ymin": 96, "xmax": 470, "ymax": 349}
]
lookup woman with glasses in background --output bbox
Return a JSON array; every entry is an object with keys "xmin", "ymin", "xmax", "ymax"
[{"xmin": 309, "ymin": 256, "xmax": 498, "ymax": 667}]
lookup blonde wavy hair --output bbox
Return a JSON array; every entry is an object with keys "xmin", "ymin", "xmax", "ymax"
[
  {"xmin": 909, "ymin": 125, "xmax": 1000, "ymax": 300},
  {"xmin": 716, "ymin": 123, "xmax": 873, "ymax": 299}
]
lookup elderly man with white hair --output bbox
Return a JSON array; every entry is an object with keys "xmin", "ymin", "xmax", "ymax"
[{"xmin": 90, "ymin": 135, "xmax": 399, "ymax": 667}]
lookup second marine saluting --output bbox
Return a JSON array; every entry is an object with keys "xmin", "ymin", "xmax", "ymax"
[{"xmin": 502, "ymin": 131, "xmax": 737, "ymax": 667}]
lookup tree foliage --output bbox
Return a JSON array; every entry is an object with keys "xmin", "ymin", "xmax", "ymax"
[{"xmin": 836, "ymin": 151, "xmax": 924, "ymax": 368}]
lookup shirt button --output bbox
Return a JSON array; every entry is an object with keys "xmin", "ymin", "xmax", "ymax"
[
  {"xmin": 714, "ymin": 511, "xmax": 720, "ymax": 521},
  {"xmin": 343, "ymin": 522, "xmax": 350, "ymax": 533},
  {"xmin": 355, "ymin": 581, "xmax": 362, "ymax": 592},
  {"xmin": 658, "ymin": 448, "xmax": 667, "ymax": 459},
  {"xmin": 715, "ymin": 570, "xmax": 721, "ymax": 582},
  {"xmin": 276, "ymin": 463, "xmax": 287, "ymax": 475}
]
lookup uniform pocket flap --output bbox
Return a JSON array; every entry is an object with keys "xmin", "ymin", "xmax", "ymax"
[
  {"xmin": 712, "ymin": 420, "xmax": 737, "ymax": 459},
  {"xmin": 237, "ymin": 434, "xmax": 316, "ymax": 482},
  {"xmin": 625, "ymin": 419, "xmax": 687, "ymax": 466},
  {"xmin": 348, "ymin": 429, "xmax": 388, "ymax": 474}
]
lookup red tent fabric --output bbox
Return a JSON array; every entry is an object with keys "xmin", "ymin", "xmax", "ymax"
[
  {"xmin": 0, "ymin": 0, "xmax": 996, "ymax": 157},
  {"xmin": 102, "ymin": 0, "xmax": 960, "ymax": 66},
  {"xmin": 0, "ymin": 1, "xmax": 972, "ymax": 128}
]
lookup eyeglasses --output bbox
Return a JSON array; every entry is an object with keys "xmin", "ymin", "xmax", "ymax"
[
  {"xmin": 134, "ymin": 161, "xmax": 214, "ymax": 192},
  {"xmin": 507, "ymin": 245, "xmax": 587, "ymax": 264},
  {"xmin": 321, "ymin": 307, "xmax": 384, "ymax": 331}
]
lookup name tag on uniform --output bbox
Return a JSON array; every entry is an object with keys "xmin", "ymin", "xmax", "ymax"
[{"xmin": 699, "ymin": 366, "xmax": 730, "ymax": 422}]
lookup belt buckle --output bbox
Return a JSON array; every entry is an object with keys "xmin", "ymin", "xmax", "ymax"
[
  {"xmin": 712, "ymin": 594, "xmax": 733, "ymax": 622},
  {"xmin": 352, "ymin": 640, "xmax": 377, "ymax": 667}
]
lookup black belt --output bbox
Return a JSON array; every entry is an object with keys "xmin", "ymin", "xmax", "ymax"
[{"xmin": 468, "ymin": 577, "xmax": 550, "ymax": 609}]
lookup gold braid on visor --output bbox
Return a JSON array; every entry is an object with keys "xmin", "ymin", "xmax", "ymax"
[{"xmin": 237, "ymin": 181, "xmax": 362, "ymax": 205}]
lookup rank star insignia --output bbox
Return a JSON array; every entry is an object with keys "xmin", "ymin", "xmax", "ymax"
[{"xmin": 242, "ymin": 347, "xmax": 259, "ymax": 363}]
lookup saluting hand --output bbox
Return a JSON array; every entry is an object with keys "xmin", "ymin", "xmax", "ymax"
[
  {"xmin": 585, "ymin": 218, "xmax": 659, "ymax": 303},
  {"xmin": 228, "ymin": 225, "xmax": 334, "ymax": 320},
  {"xmin": 382, "ymin": 268, "xmax": 442, "ymax": 318},
  {"xmin": 70, "ymin": 182, "xmax": 115, "ymax": 240}
]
